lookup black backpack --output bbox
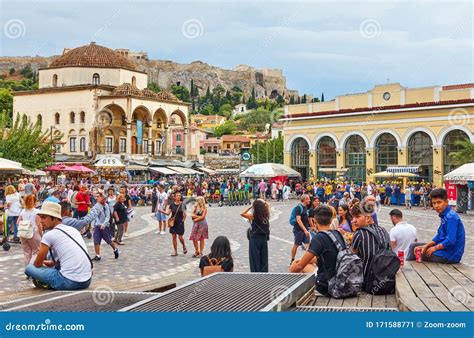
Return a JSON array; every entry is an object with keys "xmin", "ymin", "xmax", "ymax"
[{"xmin": 360, "ymin": 226, "xmax": 400, "ymax": 295}]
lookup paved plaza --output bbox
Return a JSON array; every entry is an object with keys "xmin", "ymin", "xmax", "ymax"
[{"xmin": 0, "ymin": 201, "xmax": 472, "ymax": 301}]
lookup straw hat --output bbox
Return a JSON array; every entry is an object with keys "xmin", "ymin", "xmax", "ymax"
[{"xmin": 37, "ymin": 201, "xmax": 62, "ymax": 220}]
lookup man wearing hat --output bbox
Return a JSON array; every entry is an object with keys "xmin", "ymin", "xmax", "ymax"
[{"xmin": 25, "ymin": 201, "xmax": 92, "ymax": 290}]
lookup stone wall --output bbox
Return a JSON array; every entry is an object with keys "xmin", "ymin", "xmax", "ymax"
[{"xmin": 203, "ymin": 154, "xmax": 240, "ymax": 170}]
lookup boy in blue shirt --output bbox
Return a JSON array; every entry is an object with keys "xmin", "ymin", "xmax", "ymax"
[{"xmin": 408, "ymin": 188, "xmax": 465, "ymax": 263}]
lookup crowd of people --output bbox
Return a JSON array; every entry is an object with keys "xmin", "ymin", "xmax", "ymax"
[{"xmin": 0, "ymin": 175, "xmax": 465, "ymax": 299}]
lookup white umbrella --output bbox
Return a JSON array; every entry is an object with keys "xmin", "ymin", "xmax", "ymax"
[
  {"xmin": 0, "ymin": 158, "xmax": 23, "ymax": 171},
  {"xmin": 240, "ymin": 163, "xmax": 301, "ymax": 178},
  {"xmin": 444, "ymin": 163, "xmax": 474, "ymax": 182}
]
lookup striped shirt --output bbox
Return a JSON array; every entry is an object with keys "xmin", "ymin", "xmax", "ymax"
[{"xmin": 351, "ymin": 224, "xmax": 390, "ymax": 284}]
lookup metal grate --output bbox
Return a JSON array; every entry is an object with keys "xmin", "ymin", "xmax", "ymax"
[
  {"xmin": 291, "ymin": 306, "xmax": 398, "ymax": 312},
  {"xmin": 122, "ymin": 273, "xmax": 314, "ymax": 312},
  {"xmin": 5, "ymin": 291, "xmax": 159, "ymax": 312}
]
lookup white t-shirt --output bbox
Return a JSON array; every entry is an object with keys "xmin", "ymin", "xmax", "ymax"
[
  {"xmin": 390, "ymin": 221, "xmax": 417, "ymax": 257},
  {"xmin": 42, "ymin": 224, "xmax": 92, "ymax": 282},
  {"xmin": 157, "ymin": 191, "xmax": 168, "ymax": 211},
  {"xmin": 367, "ymin": 184, "xmax": 373, "ymax": 196},
  {"xmin": 19, "ymin": 208, "xmax": 39, "ymax": 230},
  {"xmin": 6, "ymin": 193, "xmax": 22, "ymax": 216},
  {"xmin": 405, "ymin": 187, "xmax": 412, "ymax": 199}
]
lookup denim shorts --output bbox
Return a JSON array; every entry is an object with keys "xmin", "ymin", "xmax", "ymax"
[{"xmin": 293, "ymin": 228, "xmax": 310, "ymax": 246}]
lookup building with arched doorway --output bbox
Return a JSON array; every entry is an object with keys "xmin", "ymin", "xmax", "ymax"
[
  {"xmin": 12, "ymin": 42, "xmax": 191, "ymax": 162},
  {"xmin": 283, "ymin": 83, "xmax": 474, "ymax": 187}
]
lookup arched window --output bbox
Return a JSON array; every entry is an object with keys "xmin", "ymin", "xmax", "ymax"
[
  {"xmin": 291, "ymin": 138, "xmax": 310, "ymax": 180},
  {"xmin": 92, "ymin": 73, "xmax": 100, "ymax": 85},
  {"xmin": 344, "ymin": 135, "xmax": 366, "ymax": 182},
  {"xmin": 37, "ymin": 114, "xmax": 42, "ymax": 126},
  {"xmin": 443, "ymin": 129, "xmax": 470, "ymax": 174},
  {"xmin": 408, "ymin": 131, "xmax": 433, "ymax": 181},
  {"xmin": 80, "ymin": 111, "xmax": 85, "ymax": 124},
  {"xmin": 55, "ymin": 113, "xmax": 60, "ymax": 125},
  {"xmin": 70, "ymin": 111, "xmax": 75, "ymax": 124},
  {"xmin": 375, "ymin": 133, "xmax": 398, "ymax": 172},
  {"xmin": 79, "ymin": 137, "xmax": 86, "ymax": 152},
  {"xmin": 317, "ymin": 136, "xmax": 336, "ymax": 178},
  {"xmin": 132, "ymin": 76, "xmax": 136, "ymax": 87},
  {"xmin": 52, "ymin": 74, "xmax": 58, "ymax": 87}
]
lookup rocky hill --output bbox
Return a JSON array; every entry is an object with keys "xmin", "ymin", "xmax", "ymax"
[{"xmin": 0, "ymin": 54, "xmax": 298, "ymax": 100}]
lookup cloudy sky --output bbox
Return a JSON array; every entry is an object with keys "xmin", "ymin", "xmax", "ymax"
[{"xmin": 1, "ymin": 0, "xmax": 472, "ymax": 99}]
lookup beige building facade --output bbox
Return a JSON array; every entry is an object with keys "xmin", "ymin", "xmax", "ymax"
[{"xmin": 282, "ymin": 83, "xmax": 474, "ymax": 187}]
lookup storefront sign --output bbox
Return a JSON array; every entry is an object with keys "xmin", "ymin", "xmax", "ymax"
[
  {"xmin": 95, "ymin": 157, "xmax": 124, "ymax": 167},
  {"xmin": 445, "ymin": 180, "xmax": 457, "ymax": 206}
]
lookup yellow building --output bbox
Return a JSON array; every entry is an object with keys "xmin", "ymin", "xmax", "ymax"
[
  {"xmin": 282, "ymin": 83, "xmax": 474, "ymax": 187},
  {"xmin": 190, "ymin": 114, "xmax": 226, "ymax": 131}
]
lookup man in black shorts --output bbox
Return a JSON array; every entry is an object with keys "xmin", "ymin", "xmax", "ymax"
[{"xmin": 291, "ymin": 194, "xmax": 311, "ymax": 264}]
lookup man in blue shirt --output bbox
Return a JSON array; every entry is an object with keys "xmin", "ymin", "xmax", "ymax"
[
  {"xmin": 44, "ymin": 190, "xmax": 61, "ymax": 203},
  {"xmin": 408, "ymin": 188, "xmax": 465, "ymax": 263}
]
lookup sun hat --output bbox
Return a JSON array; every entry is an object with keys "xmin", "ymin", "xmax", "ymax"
[{"xmin": 37, "ymin": 201, "xmax": 62, "ymax": 220}]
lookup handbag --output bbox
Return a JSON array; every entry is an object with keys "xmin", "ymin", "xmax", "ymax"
[
  {"xmin": 168, "ymin": 217, "xmax": 175, "ymax": 228},
  {"xmin": 18, "ymin": 220, "xmax": 34, "ymax": 239}
]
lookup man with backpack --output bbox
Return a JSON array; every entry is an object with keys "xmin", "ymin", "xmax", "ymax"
[
  {"xmin": 290, "ymin": 194, "xmax": 311, "ymax": 265},
  {"xmin": 290, "ymin": 205, "xmax": 363, "ymax": 298},
  {"xmin": 351, "ymin": 203, "xmax": 400, "ymax": 295}
]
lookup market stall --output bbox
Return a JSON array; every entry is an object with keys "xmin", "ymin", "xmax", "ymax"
[
  {"xmin": 94, "ymin": 157, "xmax": 127, "ymax": 184},
  {"xmin": 444, "ymin": 163, "xmax": 474, "ymax": 212}
]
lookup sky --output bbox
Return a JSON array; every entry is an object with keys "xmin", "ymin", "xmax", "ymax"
[{"xmin": 1, "ymin": 0, "xmax": 473, "ymax": 100}]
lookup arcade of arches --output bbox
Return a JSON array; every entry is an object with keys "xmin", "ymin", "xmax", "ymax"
[
  {"xmin": 92, "ymin": 103, "xmax": 188, "ymax": 158},
  {"xmin": 285, "ymin": 128, "xmax": 473, "ymax": 186}
]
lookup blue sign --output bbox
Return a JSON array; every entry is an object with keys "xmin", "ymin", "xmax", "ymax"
[
  {"xmin": 242, "ymin": 152, "xmax": 251, "ymax": 161},
  {"xmin": 137, "ymin": 120, "xmax": 142, "ymax": 145}
]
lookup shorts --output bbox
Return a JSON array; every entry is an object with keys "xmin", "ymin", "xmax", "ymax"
[
  {"xmin": 156, "ymin": 211, "xmax": 167, "ymax": 221},
  {"xmin": 293, "ymin": 228, "xmax": 310, "ymax": 246},
  {"xmin": 93, "ymin": 226, "xmax": 113, "ymax": 245}
]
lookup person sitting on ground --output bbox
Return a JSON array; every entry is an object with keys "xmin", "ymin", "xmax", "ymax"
[
  {"xmin": 407, "ymin": 188, "xmax": 465, "ymax": 263},
  {"xmin": 25, "ymin": 202, "xmax": 92, "ymax": 290},
  {"xmin": 350, "ymin": 202, "xmax": 390, "ymax": 288},
  {"xmin": 389, "ymin": 209, "xmax": 417, "ymax": 257},
  {"xmin": 290, "ymin": 205, "xmax": 347, "ymax": 296},
  {"xmin": 199, "ymin": 236, "xmax": 234, "ymax": 277}
]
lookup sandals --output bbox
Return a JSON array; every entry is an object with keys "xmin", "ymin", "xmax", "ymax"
[
  {"xmin": 192, "ymin": 252, "xmax": 199, "ymax": 258},
  {"xmin": 183, "ymin": 248, "xmax": 188, "ymax": 255},
  {"xmin": 170, "ymin": 253, "xmax": 178, "ymax": 257}
]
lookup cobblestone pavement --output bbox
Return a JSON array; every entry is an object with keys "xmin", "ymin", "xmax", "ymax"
[{"xmin": 0, "ymin": 201, "xmax": 472, "ymax": 299}]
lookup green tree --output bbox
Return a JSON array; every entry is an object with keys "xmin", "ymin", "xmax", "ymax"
[
  {"xmin": 312, "ymin": 97, "xmax": 320, "ymax": 103},
  {"xmin": 0, "ymin": 88, "xmax": 13, "ymax": 116},
  {"xmin": 238, "ymin": 107, "xmax": 274, "ymax": 132},
  {"xmin": 231, "ymin": 86, "xmax": 243, "ymax": 106},
  {"xmin": 200, "ymin": 103, "xmax": 215, "ymax": 115},
  {"xmin": 213, "ymin": 120, "xmax": 236, "ymax": 137},
  {"xmin": 147, "ymin": 82, "xmax": 161, "ymax": 93},
  {"xmin": 250, "ymin": 135, "xmax": 284, "ymax": 164},
  {"xmin": 218, "ymin": 103, "xmax": 233, "ymax": 118},
  {"xmin": 289, "ymin": 96, "xmax": 295, "ymax": 104},
  {"xmin": 276, "ymin": 94, "xmax": 285, "ymax": 107},
  {"xmin": 449, "ymin": 139, "xmax": 474, "ymax": 165},
  {"xmin": 0, "ymin": 112, "xmax": 62, "ymax": 169},
  {"xmin": 171, "ymin": 84, "xmax": 190, "ymax": 102},
  {"xmin": 321, "ymin": 92, "xmax": 325, "ymax": 102},
  {"xmin": 302, "ymin": 94, "xmax": 307, "ymax": 103},
  {"xmin": 20, "ymin": 65, "xmax": 34, "ymax": 79}
]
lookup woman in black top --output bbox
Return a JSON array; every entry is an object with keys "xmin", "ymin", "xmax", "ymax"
[
  {"xmin": 199, "ymin": 236, "xmax": 234, "ymax": 276},
  {"xmin": 241, "ymin": 199, "xmax": 270, "ymax": 272},
  {"xmin": 113, "ymin": 194, "xmax": 128, "ymax": 245},
  {"xmin": 164, "ymin": 192, "xmax": 187, "ymax": 256}
]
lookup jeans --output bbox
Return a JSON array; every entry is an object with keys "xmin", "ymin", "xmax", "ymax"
[
  {"xmin": 25, "ymin": 264, "xmax": 91, "ymax": 290},
  {"xmin": 406, "ymin": 243, "xmax": 453, "ymax": 263},
  {"xmin": 6, "ymin": 216, "xmax": 19, "ymax": 238}
]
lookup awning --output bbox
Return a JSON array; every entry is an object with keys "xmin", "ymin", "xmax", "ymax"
[
  {"xmin": 127, "ymin": 165, "xmax": 149, "ymax": 171},
  {"xmin": 199, "ymin": 167, "xmax": 217, "ymax": 175},
  {"xmin": 216, "ymin": 168, "xmax": 240, "ymax": 174},
  {"xmin": 318, "ymin": 168, "xmax": 349, "ymax": 173},
  {"xmin": 149, "ymin": 167, "xmax": 178, "ymax": 175},
  {"xmin": 387, "ymin": 166, "xmax": 419, "ymax": 173},
  {"xmin": 167, "ymin": 166, "xmax": 200, "ymax": 175}
]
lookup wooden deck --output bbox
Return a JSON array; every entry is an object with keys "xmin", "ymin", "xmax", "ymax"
[
  {"xmin": 396, "ymin": 261, "xmax": 473, "ymax": 311},
  {"xmin": 295, "ymin": 287, "xmax": 398, "ymax": 311}
]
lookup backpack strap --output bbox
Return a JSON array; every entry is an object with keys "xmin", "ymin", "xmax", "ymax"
[
  {"xmin": 321, "ymin": 231, "xmax": 345, "ymax": 252},
  {"xmin": 54, "ymin": 228, "xmax": 93, "ymax": 269},
  {"xmin": 359, "ymin": 226, "xmax": 388, "ymax": 250}
]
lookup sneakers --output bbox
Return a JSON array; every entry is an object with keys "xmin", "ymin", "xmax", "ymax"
[
  {"xmin": 32, "ymin": 278, "xmax": 51, "ymax": 289},
  {"xmin": 114, "ymin": 249, "xmax": 119, "ymax": 259},
  {"xmin": 160, "ymin": 231, "xmax": 166, "ymax": 235},
  {"xmin": 155, "ymin": 230, "xmax": 160, "ymax": 234},
  {"xmin": 92, "ymin": 256, "xmax": 101, "ymax": 261}
]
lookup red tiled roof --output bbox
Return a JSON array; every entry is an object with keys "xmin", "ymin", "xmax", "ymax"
[
  {"xmin": 285, "ymin": 99, "xmax": 474, "ymax": 120},
  {"xmin": 442, "ymin": 83, "xmax": 474, "ymax": 91},
  {"xmin": 222, "ymin": 135, "xmax": 250, "ymax": 142},
  {"xmin": 48, "ymin": 42, "xmax": 137, "ymax": 71}
]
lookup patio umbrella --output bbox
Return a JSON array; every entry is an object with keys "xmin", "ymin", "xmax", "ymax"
[
  {"xmin": 372, "ymin": 171, "xmax": 395, "ymax": 178},
  {"xmin": 444, "ymin": 163, "xmax": 474, "ymax": 182},
  {"xmin": 0, "ymin": 158, "xmax": 23, "ymax": 171},
  {"xmin": 44, "ymin": 163, "xmax": 70, "ymax": 172},
  {"xmin": 65, "ymin": 164, "xmax": 95, "ymax": 173},
  {"xmin": 240, "ymin": 163, "xmax": 301, "ymax": 178}
]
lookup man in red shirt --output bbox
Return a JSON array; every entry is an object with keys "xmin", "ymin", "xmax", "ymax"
[{"xmin": 75, "ymin": 186, "xmax": 91, "ymax": 218}]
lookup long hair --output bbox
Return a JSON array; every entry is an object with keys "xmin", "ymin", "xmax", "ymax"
[
  {"xmin": 252, "ymin": 198, "xmax": 269, "ymax": 225},
  {"xmin": 195, "ymin": 196, "xmax": 206, "ymax": 210},
  {"xmin": 339, "ymin": 204, "xmax": 352, "ymax": 223},
  {"xmin": 24, "ymin": 194, "xmax": 36, "ymax": 210},
  {"xmin": 5, "ymin": 185, "xmax": 16, "ymax": 196},
  {"xmin": 209, "ymin": 236, "xmax": 232, "ymax": 260}
]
